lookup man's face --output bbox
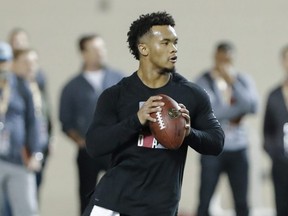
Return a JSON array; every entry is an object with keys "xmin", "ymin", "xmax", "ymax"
[
  {"xmin": 10, "ymin": 31, "xmax": 30, "ymax": 51},
  {"xmin": 144, "ymin": 25, "xmax": 178, "ymax": 73},
  {"xmin": 215, "ymin": 49, "xmax": 234, "ymax": 66},
  {"xmin": 14, "ymin": 51, "xmax": 39, "ymax": 78},
  {"xmin": 82, "ymin": 37, "xmax": 107, "ymax": 69}
]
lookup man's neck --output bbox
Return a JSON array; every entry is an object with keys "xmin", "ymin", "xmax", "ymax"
[
  {"xmin": 83, "ymin": 64, "xmax": 102, "ymax": 72},
  {"xmin": 137, "ymin": 68, "xmax": 170, "ymax": 89}
]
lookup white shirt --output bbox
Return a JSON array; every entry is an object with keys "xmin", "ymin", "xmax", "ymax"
[{"xmin": 83, "ymin": 70, "xmax": 105, "ymax": 91}]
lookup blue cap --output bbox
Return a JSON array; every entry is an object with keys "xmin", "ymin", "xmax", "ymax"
[{"xmin": 0, "ymin": 42, "xmax": 13, "ymax": 61}]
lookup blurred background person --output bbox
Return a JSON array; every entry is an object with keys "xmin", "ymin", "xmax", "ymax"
[
  {"xmin": 8, "ymin": 28, "xmax": 53, "ymax": 192},
  {"xmin": 13, "ymin": 48, "xmax": 53, "ymax": 193},
  {"xmin": 195, "ymin": 41, "xmax": 259, "ymax": 216},
  {"xmin": 3, "ymin": 28, "xmax": 53, "ymax": 216},
  {"xmin": 263, "ymin": 45, "xmax": 288, "ymax": 216},
  {"xmin": 0, "ymin": 41, "xmax": 41, "ymax": 216},
  {"xmin": 59, "ymin": 33, "xmax": 124, "ymax": 215}
]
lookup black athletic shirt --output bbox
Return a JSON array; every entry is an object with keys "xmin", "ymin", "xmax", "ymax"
[{"xmin": 86, "ymin": 72, "xmax": 224, "ymax": 216}]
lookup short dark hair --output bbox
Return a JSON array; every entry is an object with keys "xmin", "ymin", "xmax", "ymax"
[
  {"xmin": 216, "ymin": 41, "xmax": 235, "ymax": 52},
  {"xmin": 127, "ymin": 11, "xmax": 175, "ymax": 60},
  {"xmin": 78, "ymin": 34, "xmax": 99, "ymax": 52},
  {"xmin": 281, "ymin": 45, "xmax": 288, "ymax": 59}
]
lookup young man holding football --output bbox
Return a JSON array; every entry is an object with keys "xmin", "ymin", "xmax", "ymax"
[{"xmin": 83, "ymin": 11, "xmax": 224, "ymax": 216}]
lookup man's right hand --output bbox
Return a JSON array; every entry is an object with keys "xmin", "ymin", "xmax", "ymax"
[{"xmin": 137, "ymin": 95, "xmax": 165, "ymax": 125}]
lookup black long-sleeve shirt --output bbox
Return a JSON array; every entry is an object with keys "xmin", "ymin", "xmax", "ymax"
[{"xmin": 86, "ymin": 72, "xmax": 224, "ymax": 216}]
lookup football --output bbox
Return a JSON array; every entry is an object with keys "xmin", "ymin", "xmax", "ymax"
[{"xmin": 149, "ymin": 94, "xmax": 186, "ymax": 150}]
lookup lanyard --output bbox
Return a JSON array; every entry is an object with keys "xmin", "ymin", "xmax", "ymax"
[
  {"xmin": 29, "ymin": 81, "xmax": 42, "ymax": 116},
  {"xmin": 0, "ymin": 79, "xmax": 10, "ymax": 118},
  {"xmin": 282, "ymin": 84, "xmax": 288, "ymax": 112}
]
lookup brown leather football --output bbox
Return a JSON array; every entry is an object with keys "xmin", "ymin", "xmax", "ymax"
[{"xmin": 149, "ymin": 94, "xmax": 186, "ymax": 150}]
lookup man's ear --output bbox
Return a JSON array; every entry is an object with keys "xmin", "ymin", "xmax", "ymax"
[{"xmin": 138, "ymin": 43, "xmax": 149, "ymax": 57}]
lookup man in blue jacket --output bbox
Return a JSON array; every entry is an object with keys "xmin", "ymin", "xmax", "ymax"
[
  {"xmin": 59, "ymin": 34, "xmax": 124, "ymax": 215},
  {"xmin": 196, "ymin": 42, "xmax": 259, "ymax": 216},
  {"xmin": 0, "ymin": 41, "xmax": 42, "ymax": 216}
]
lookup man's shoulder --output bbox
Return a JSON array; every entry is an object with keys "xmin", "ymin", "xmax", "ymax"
[
  {"xmin": 268, "ymin": 85, "xmax": 282, "ymax": 98},
  {"xmin": 62, "ymin": 73, "xmax": 84, "ymax": 88},
  {"xmin": 236, "ymin": 71, "xmax": 253, "ymax": 80},
  {"xmin": 194, "ymin": 70, "xmax": 211, "ymax": 83},
  {"xmin": 59, "ymin": 74, "xmax": 87, "ymax": 98}
]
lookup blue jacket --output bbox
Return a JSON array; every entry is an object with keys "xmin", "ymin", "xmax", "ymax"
[
  {"xmin": 0, "ymin": 73, "xmax": 40, "ymax": 165},
  {"xmin": 59, "ymin": 68, "xmax": 124, "ymax": 138},
  {"xmin": 196, "ymin": 71, "xmax": 258, "ymax": 151}
]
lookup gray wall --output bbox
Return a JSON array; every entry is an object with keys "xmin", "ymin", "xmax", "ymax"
[{"xmin": 1, "ymin": 0, "xmax": 287, "ymax": 215}]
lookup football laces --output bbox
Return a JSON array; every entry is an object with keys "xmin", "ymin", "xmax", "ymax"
[{"xmin": 156, "ymin": 111, "xmax": 166, "ymax": 130}]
